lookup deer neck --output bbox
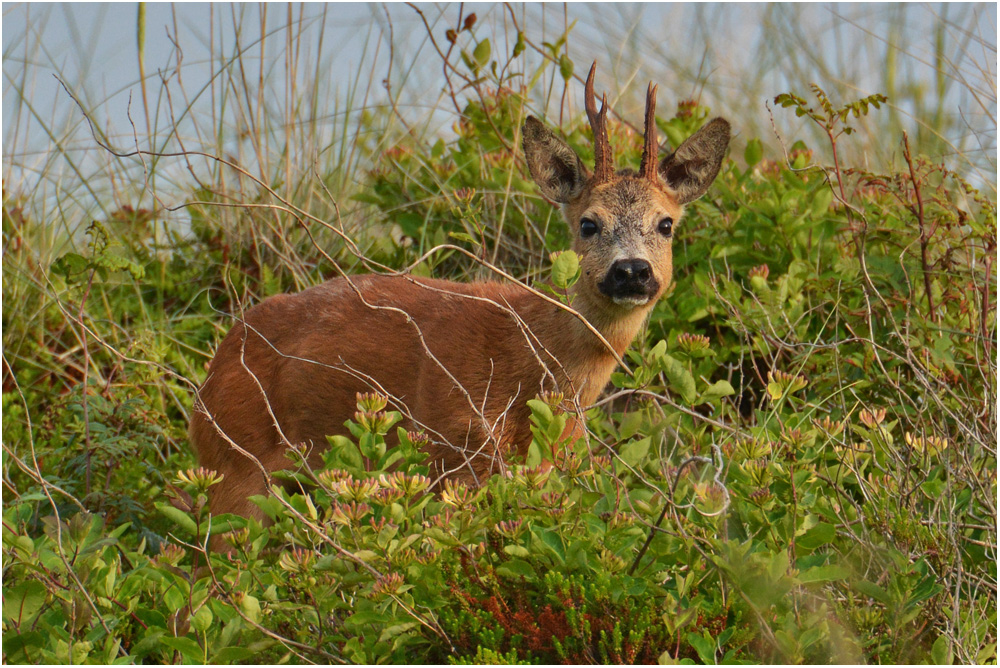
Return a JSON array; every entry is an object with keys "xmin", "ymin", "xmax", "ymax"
[
  {"xmin": 569, "ymin": 285, "xmax": 654, "ymax": 356},
  {"xmin": 513, "ymin": 283, "xmax": 652, "ymax": 406}
]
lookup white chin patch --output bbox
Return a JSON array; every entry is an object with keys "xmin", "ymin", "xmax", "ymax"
[{"xmin": 612, "ymin": 295, "xmax": 651, "ymax": 307}]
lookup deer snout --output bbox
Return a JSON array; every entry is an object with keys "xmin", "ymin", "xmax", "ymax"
[{"xmin": 599, "ymin": 258, "xmax": 660, "ymax": 305}]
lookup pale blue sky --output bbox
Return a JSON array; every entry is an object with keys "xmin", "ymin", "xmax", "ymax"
[{"xmin": 3, "ymin": 3, "xmax": 996, "ymax": 216}]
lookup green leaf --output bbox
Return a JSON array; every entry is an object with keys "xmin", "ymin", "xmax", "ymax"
[
  {"xmin": 797, "ymin": 522, "xmax": 836, "ymax": 550},
  {"xmin": 212, "ymin": 647, "xmax": 257, "ymax": 663},
  {"xmin": 241, "ymin": 594, "xmax": 261, "ymax": 624},
  {"xmin": 744, "ymin": 138, "xmax": 763, "ymax": 167},
  {"xmin": 460, "ymin": 50, "xmax": 475, "ymax": 72},
  {"xmin": 448, "ymin": 231, "xmax": 479, "ymax": 246},
  {"xmin": 699, "ymin": 380, "xmax": 735, "ymax": 403},
  {"xmin": 768, "ymin": 548, "xmax": 790, "ymax": 582},
  {"xmin": 496, "ymin": 558, "xmax": 535, "ymax": 579},
  {"xmin": 686, "ymin": 631, "xmax": 717, "ymax": 663},
  {"xmin": 525, "ymin": 441, "xmax": 542, "ymax": 467},
  {"xmin": 134, "ymin": 609, "xmax": 166, "ymax": 629},
  {"xmin": 326, "ymin": 434, "xmax": 364, "ymax": 472},
  {"xmin": 854, "ymin": 580, "xmax": 890, "ymax": 604},
  {"xmin": 527, "ymin": 398, "xmax": 554, "ymax": 424},
  {"xmin": 798, "ymin": 564, "xmax": 851, "ymax": 583},
  {"xmin": 931, "ymin": 636, "xmax": 953, "ymax": 665},
  {"xmin": 359, "ymin": 432, "xmax": 386, "ymax": 462},
  {"xmin": 155, "ymin": 502, "xmax": 199, "ymax": 536},
  {"xmin": 190, "ymin": 605, "xmax": 213, "ymax": 633},
  {"xmin": 160, "ymin": 637, "xmax": 205, "ymax": 664},
  {"xmin": 57, "ymin": 639, "xmax": 93, "ymax": 664},
  {"xmin": 162, "ymin": 582, "xmax": 187, "ymax": 612},
  {"xmin": 558, "ymin": 54, "xmax": 573, "ymax": 81},
  {"xmin": 546, "ymin": 413, "xmax": 567, "ymax": 442},
  {"xmin": 2, "ymin": 631, "xmax": 44, "ymax": 663},
  {"xmin": 647, "ymin": 338, "xmax": 668, "ymax": 361},
  {"xmin": 504, "ymin": 544, "xmax": 530, "ymax": 558},
  {"xmin": 350, "ymin": 191, "xmax": 383, "ymax": 206},
  {"xmin": 810, "ymin": 187, "xmax": 834, "ymax": 218},
  {"xmin": 664, "ymin": 124, "xmax": 688, "ymax": 151},
  {"xmin": 710, "ymin": 244, "xmax": 744, "ymax": 259},
  {"xmin": 766, "ymin": 381, "xmax": 784, "ymax": 401},
  {"xmin": 52, "ymin": 252, "xmax": 89, "ymax": 281},
  {"xmin": 534, "ymin": 528, "xmax": 565, "ymax": 562},
  {"xmin": 619, "ymin": 437, "xmax": 652, "ymax": 467},
  {"xmin": 2, "ymin": 580, "xmax": 46, "ymax": 624},
  {"xmin": 658, "ymin": 353, "xmax": 697, "ymax": 404},
  {"xmin": 618, "ymin": 410, "xmax": 643, "ymax": 440},
  {"xmin": 513, "ymin": 31, "xmax": 525, "ymax": 57},
  {"xmin": 379, "ymin": 622, "xmax": 420, "ymax": 643},
  {"xmin": 431, "ymin": 138, "xmax": 445, "ymax": 159},
  {"xmin": 550, "ymin": 250, "xmax": 580, "ymax": 289},
  {"xmin": 473, "ymin": 39, "xmax": 491, "ymax": 67},
  {"xmin": 205, "ymin": 514, "xmax": 245, "ymax": 543},
  {"xmin": 249, "ymin": 494, "xmax": 284, "ymax": 521},
  {"xmin": 346, "ymin": 609, "xmax": 391, "ymax": 628}
]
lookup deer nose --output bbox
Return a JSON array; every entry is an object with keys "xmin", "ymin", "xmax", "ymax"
[
  {"xmin": 599, "ymin": 258, "xmax": 659, "ymax": 304},
  {"xmin": 612, "ymin": 259, "xmax": 652, "ymax": 284}
]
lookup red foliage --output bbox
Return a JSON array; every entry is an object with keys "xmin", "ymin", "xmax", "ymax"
[{"xmin": 449, "ymin": 580, "xmax": 670, "ymax": 664}]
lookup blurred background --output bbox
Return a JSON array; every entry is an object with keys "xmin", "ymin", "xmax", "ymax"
[{"xmin": 3, "ymin": 2, "xmax": 996, "ymax": 232}]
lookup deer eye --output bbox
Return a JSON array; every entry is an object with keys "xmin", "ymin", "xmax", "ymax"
[
  {"xmin": 657, "ymin": 217, "xmax": 674, "ymax": 238},
  {"xmin": 580, "ymin": 218, "xmax": 601, "ymax": 238}
]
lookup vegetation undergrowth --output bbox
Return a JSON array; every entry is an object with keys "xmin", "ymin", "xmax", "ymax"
[{"xmin": 3, "ymin": 5, "xmax": 996, "ymax": 664}]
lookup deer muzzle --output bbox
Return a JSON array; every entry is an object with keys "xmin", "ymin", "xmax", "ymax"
[{"xmin": 599, "ymin": 258, "xmax": 660, "ymax": 306}]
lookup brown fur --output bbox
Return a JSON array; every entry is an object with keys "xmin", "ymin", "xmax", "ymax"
[{"xmin": 190, "ymin": 72, "xmax": 730, "ymax": 540}]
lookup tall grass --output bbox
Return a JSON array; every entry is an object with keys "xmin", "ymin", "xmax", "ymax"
[{"xmin": 4, "ymin": 5, "xmax": 995, "ymax": 227}]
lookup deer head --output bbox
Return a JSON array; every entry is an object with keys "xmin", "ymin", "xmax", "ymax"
[{"xmin": 523, "ymin": 63, "xmax": 730, "ymax": 329}]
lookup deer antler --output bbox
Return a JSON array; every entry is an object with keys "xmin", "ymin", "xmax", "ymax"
[
  {"xmin": 639, "ymin": 82, "xmax": 659, "ymax": 182},
  {"xmin": 585, "ymin": 62, "xmax": 613, "ymax": 183}
]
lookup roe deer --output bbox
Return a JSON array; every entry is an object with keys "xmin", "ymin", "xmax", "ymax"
[{"xmin": 190, "ymin": 63, "xmax": 730, "ymax": 532}]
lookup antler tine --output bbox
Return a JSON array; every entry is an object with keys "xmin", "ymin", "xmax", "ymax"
[
  {"xmin": 639, "ymin": 82, "xmax": 659, "ymax": 181},
  {"xmin": 585, "ymin": 62, "xmax": 613, "ymax": 182}
]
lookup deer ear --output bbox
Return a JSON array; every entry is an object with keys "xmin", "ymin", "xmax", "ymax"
[
  {"xmin": 658, "ymin": 117, "xmax": 730, "ymax": 205},
  {"xmin": 523, "ymin": 116, "xmax": 588, "ymax": 203}
]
